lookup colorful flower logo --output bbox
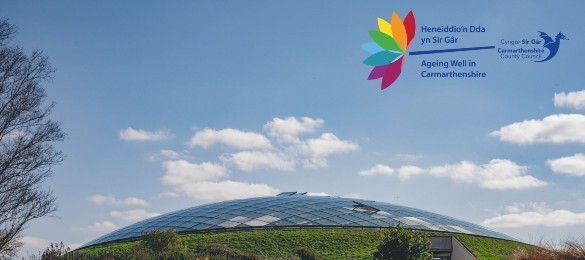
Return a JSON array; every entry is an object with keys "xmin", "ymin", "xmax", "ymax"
[{"xmin": 362, "ymin": 11, "xmax": 415, "ymax": 90}]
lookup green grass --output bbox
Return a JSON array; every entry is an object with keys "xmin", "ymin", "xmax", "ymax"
[
  {"xmin": 73, "ymin": 240, "xmax": 141, "ymax": 258},
  {"xmin": 181, "ymin": 229, "xmax": 380, "ymax": 259},
  {"xmin": 76, "ymin": 228, "xmax": 533, "ymax": 259},
  {"xmin": 453, "ymin": 233, "xmax": 532, "ymax": 259},
  {"xmin": 426, "ymin": 232, "xmax": 533, "ymax": 260}
]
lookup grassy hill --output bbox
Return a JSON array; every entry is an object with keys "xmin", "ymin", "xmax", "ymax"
[{"xmin": 76, "ymin": 228, "xmax": 533, "ymax": 259}]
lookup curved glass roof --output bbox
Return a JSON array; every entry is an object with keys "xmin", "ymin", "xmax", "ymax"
[{"xmin": 83, "ymin": 193, "xmax": 515, "ymax": 247}]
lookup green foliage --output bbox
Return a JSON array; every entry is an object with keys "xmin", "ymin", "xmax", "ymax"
[
  {"xmin": 295, "ymin": 247, "xmax": 322, "ymax": 260},
  {"xmin": 75, "ymin": 228, "xmax": 531, "ymax": 260},
  {"xmin": 137, "ymin": 229, "xmax": 196, "ymax": 259},
  {"xmin": 179, "ymin": 228, "xmax": 380, "ymax": 259},
  {"xmin": 141, "ymin": 229, "xmax": 182, "ymax": 253},
  {"xmin": 195, "ymin": 243, "xmax": 259, "ymax": 259},
  {"xmin": 510, "ymin": 240, "xmax": 585, "ymax": 260},
  {"xmin": 372, "ymin": 226, "xmax": 432, "ymax": 260},
  {"xmin": 65, "ymin": 241, "xmax": 138, "ymax": 259},
  {"xmin": 30, "ymin": 229, "xmax": 198, "ymax": 259}
]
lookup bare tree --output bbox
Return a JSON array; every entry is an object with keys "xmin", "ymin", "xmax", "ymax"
[{"xmin": 0, "ymin": 18, "xmax": 64, "ymax": 259}]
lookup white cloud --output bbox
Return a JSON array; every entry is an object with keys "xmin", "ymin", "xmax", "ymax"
[
  {"xmin": 429, "ymin": 159, "xmax": 547, "ymax": 190},
  {"xmin": 555, "ymin": 90, "xmax": 585, "ymax": 110},
  {"xmin": 397, "ymin": 166, "xmax": 424, "ymax": 180},
  {"xmin": 160, "ymin": 159, "xmax": 278, "ymax": 202},
  {"xmin": 146, "ymin": 150, "xmax": 192, "ymax": 162},
  {"xmin": 359, "ymin": 164, "xmax": 394, "ymax": 176},
  {"xmin": 184, "ymin": 117, "xmax": 358, "ymax": 171},
  {"xmin": 156, "ymin": 117, "xmax": 358, "ymax": 201},
  {"xmin": 169, "ymin": 180, "xmax": 279, "ymax": 202},
  {"xmin": 110, "ymin": 210, "xmax": 160, "ymax": 222},
  {"xmin": 21, "ymin": 236, "xmax": 50, "ymax": 250},
  {"xmin": 119, "ymin": 127, "xmax": 172, "ymax": 141},
  {"xmin": 303, "ymin": 133, "xmax": 359, "ymax": 157},
  {"xmin": 88, "ymin": 195, "xmax": 150, "ymax": 208},
  {"xmin": 73, "ymin": 221, "xmax": 117, "ymax": 233},
  {"xmin": 160, "ymin": 149, "xmax": 192, "ymax": 160},
  {"xmin": 221, "ymin": 151, "xmax": 295, "ymax": 171},
  {"xmin": 490, "ymin": 114, "xmax": 585, "ymax": 144},
  {"xmin": 359, "ymin": 165, "xmax": 422, "ymax": 180},
  {"xmin": 547, "ymin": 153, "xmax": 585, "ymax": 176},
  {"xmin": 88, "ymin": 195, "xmax": 116, "ymax": 205},
  {"xmin": 360, "ymin": 159, "xmax": 547, "ymax": 190},
  {"xmin": 161, "ymin": 149, "xmax": 181, "ymax": 159},
  {"xmin": 119, "ymin": 197, "xmax": 151, "ymax": 208},
  {"xmin": 162, "ymin": 160, "xmax": 228, "ymax": 184},
  {"xmin": 300, "ymin": 133, "xmax": 359, "ymax": 168},
  {"xmin": 188, "ymin": 128, "xmax": 272, "ymax": 150},
  {"xmin": 394, "ymin": 153, "xmax": 423, "ymax": 160},
  {"xmin": 264, "ymin": 117, "xmax": 324, "ymax": 142},
  {"xmin": 482, "ymin": 203, "xmax": 585, "ymax": 228}
]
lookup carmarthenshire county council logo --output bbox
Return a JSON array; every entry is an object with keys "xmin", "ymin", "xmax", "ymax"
[{"xmin": 534, "ymin": 31, "xmax": 568, "ymax": 62}]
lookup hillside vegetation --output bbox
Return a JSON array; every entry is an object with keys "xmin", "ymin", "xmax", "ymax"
[{"xmin": 73, "ymin": 228, "xmax": 532, "ymax": 259}]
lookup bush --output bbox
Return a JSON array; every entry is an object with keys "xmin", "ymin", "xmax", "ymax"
[
  {"xmin": 141, "ymin": 229, "xmax": 182, "ymax": 253},
  {"xmin": 295, "ymin": 247, "xmax": 322, "ymax": 260},
  {"xmin": 37, "ymin": 242, "xmax": 71, "ymax": 260},
  {"xmin": 511, "ymin": 240, "xmax": 585, "ymax": 260},
  {"xmin": 372, "ymin": 225, "xmax": 432, "ymax": 260},
  {"xmin": 38, "ymin": 230, "xmax": 260, "ymax": 259},
  {"xmin": 195, "ymin": 243, "xmax": 259, "ymax": 260},
  {"xmin": 59, "ymin": 229, "xmax": 196, "ymax": 259}
]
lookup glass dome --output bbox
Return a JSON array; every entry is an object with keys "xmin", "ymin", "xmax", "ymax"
[{"xmin": 82, "ymin": 192, "xmax": 514, "ymax": 247}]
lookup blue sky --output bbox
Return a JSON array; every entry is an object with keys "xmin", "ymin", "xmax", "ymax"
[{"xmin": 2, "ymin": 0, "xmax": 585, "ymax": 255}]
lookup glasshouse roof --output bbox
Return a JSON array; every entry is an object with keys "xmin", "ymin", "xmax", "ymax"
[{"xmin": 82, "ymin": 192, "xmax": 515, "ymax": 247}]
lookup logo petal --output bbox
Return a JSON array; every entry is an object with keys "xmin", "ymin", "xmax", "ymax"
[
  {"xmin": 381, "ymin": 56, "xmax": 404, "ymax": 90},
  {"xmin": 368, "ymin": 64, "xmax": 389, "ymax": 80},
  {"xmin": 404, "ymin": 11, "xmax": 416, "ymax": 48},
  {"xmin": 361, "ymin": 42, "xmax": 385, "ymax": 54},
  {"xmin": 391, "ymin": 12, "xmax": 407, "ymax": 51},
  {"xmin": 377, "ymin": 18, "xmax": 393, "ymax": 37},
  {"xmin": 368, "ymin": 30, "xmax": 403, "ymax": 52},
  {"xmin": 363, "ymin": 51, "xmax": 402, "ymax": 66}
]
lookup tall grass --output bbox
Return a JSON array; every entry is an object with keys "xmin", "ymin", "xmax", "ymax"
[{"xmin": 511, "ymin": 239, "xmax": 585, "ymax": 260}]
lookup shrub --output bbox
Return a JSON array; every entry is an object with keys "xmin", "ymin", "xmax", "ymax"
[
  {"xmin": 372, "ymin": 225, "xmax": 432, "ymax": 260},
  {"xmin": 510, "ymin": 240, "xmax": 585, "ymax": 260},
  {"xmin": 141, "ymin": 229, "xmax": 182, "ymax": 253},
  {"xmin": 195, "ymin": 243, "xmax": 259, "ymax": 260},
  {"xmin": 39, "ymin": 242, "xmax": 71, "ymax": 260},
  {"xmin": 295, "ymin": 247, "xmax": 322, "ymax": 260}
]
